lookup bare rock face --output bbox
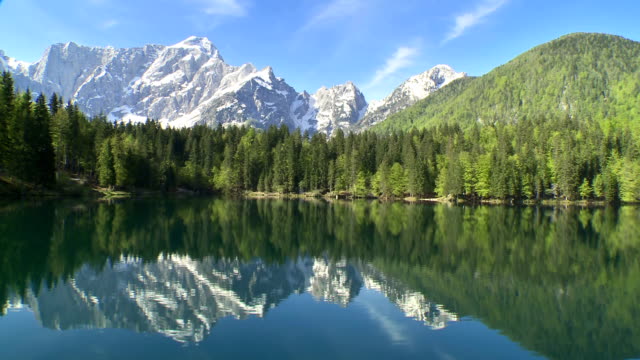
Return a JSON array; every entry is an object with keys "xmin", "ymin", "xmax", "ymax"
[
  {"xmin": 1, "ymin": 38, "xmax": 464, "ymax": 135},
  {"xmin": 310, "ymin": 82, "xmax": 368, "ymax": 136},
  {"xmin": 289, "ymin": 82, "xmax": 368, "ymax": 136},
  {"xmin": 194, "ymin": 65, "xmax": 301, "ymax": 130}
]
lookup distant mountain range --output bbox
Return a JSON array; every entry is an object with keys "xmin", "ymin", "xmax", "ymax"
[{"xmin": 0, "ymin": 37, "xmax": 465, "ymax": 135}]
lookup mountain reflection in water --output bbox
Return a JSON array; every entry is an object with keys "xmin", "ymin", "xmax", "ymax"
[
  {"xmin": 8, "ymin": 255, "xmax": 456, "ymax": 343},
  {"xmin": 1, "ymin": 198, "xmax": 639, "ymax": 359}
]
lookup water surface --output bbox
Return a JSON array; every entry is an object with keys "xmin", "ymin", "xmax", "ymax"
[{"xmin": 1, "ymin": 198, "xmax": 639, "ymax": 359}]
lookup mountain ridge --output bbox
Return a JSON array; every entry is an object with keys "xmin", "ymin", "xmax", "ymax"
[
  {"xmin": 374, "ymin": 32, "xmax": 640, "ymax": 133},
  {"xmin": 0, "ymin": 37, "xmax": 464, "ymax": 135},
  {"xmin": 357, "ymin": 64, "xmax": 466, "ymax": 130}
]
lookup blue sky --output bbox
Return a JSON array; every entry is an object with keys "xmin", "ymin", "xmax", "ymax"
[{"xmin": 0, "ymin": 0, "xmax": 638, "ymax": 100}]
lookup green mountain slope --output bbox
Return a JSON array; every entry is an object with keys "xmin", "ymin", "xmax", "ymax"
[{"xmin": 375, "ymin": 33, "xmax": 640, "ymax": 135}]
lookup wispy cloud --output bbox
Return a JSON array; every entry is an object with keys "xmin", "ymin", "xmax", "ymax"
[
  {"xmin": 365, "ymin": 45, "xmax": 419, "ymax": 89},
  {"xmin": 360, "ymin": 297, "xmax": 410, "ymax": 344},
  {"xmin": 100, "ymin": 19, "xmax": 119, "ymax": 30},
  {"xmin": 301, "ymin": 0, "xmax": 365, "ymax": 31},
  {"xmin": 192, "ymin": 0, "xmax": 248, "ymax": 17},
  {"xmin": 444, "ymin": 0, "xmax": 508, "ymax": 42}
]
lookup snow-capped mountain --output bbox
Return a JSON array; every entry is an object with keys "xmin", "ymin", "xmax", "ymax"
[
  {"xmin": 356, "ymin": 65, "xmax": 467, "ymax": 129},
  {"xmin": 1, "ymin": 37, "xmax": 301, "ymax": 129},
  {"xmin": 293, "ymin": 82, "xmax": 368, "ymax": 135},
  {"xmin": 0, "ymin": 38, "xmax": 464, "ymax": 135}
]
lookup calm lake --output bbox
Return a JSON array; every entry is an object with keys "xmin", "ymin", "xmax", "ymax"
[{"xmin": 1, "ymin": 198, "xmax": 639, "ymax": 359}]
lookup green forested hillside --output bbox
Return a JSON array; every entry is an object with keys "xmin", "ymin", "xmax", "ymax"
[{"xmin": 375, "ymin": 33, "xmax": 640, "ymax": 138}]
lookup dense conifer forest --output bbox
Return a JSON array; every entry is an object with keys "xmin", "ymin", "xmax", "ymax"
[{"xmin": 1, "ymin": 70, "xmax": 638, "ymax": 202}]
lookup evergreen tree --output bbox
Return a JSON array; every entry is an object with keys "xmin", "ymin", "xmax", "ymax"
[
  {"xmin": 97, "ymin": 140, "xmax": 115, "ymax": 187},
  {"xmin": 354, "ymin": 171, "xmax": 369, "ymax": 198},
  {"xmin": 389, "ymin": 162, "xmax": 407, "ymax": 197},
  {"xmin": 7, "ymin": 91, "xmax": 31, "ymax": 178},
  {"xmin": 578, "ymin": 178, "xmax": 593, "ymax": 200},
  {"xmin": 372, "ymin": 161, "xmax": 391, "ymax": 198},
  {"xmin": 0, "ymin": 72, "xmax": 16, "ymax": 169},
  {"xmin": 30, "ymin": 94, "xmax": 56, "ymax": 185}
]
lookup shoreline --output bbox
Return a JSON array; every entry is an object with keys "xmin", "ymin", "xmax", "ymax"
[
  {"xmin": 0, "ymin": 181, "xmax": 631, "ymax": 207},
  {"xmin": 243, "ymin": 191, "xmax": 620, "ymax": 207}
]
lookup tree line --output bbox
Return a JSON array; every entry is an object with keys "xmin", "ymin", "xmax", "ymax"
[{"xmin": 1, "ymin": 72, "xmax": 639, "ymax": 202}]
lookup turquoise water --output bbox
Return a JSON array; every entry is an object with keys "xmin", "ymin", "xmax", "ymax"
[{"xmin": 1, "ymin": 198, "xmax": 639, "ymax": 359}]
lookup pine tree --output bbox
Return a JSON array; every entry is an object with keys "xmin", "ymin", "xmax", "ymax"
[
  {"xmin": 593, "ymin": 173, "xmax": 604, "ymax": 199},
  {"xmin": 112, "ymin": 136, "xmax": 132, "ymax": 188},
  {"xmin": 605, "ymin": 174, "xmax": 619, "ymax": 203},
  {"xmin": 354, "ymin": 171, "xmax": 369, "ymax": 198},
  {"xmin": 389, "ymin": 162, "xmax": 407, "ymax": 197},
  {"xmin": 97, "ymin": 140, "xmax": 115, "ymax": 187},
  {"xmin": 372, "ymin": 161, "xmax": 390, "ymax": 198},
  {"xmin": 402, "ymin": 135, "xmax": 419, "ymax": 196},
  {"xmin": 578, "ymin": 178, "xmax": 593, "ymax": 200},
  {"xmin": 618, "ymin": 158, "xmax": 640, "ymax": 202},
  {"xmin": 48, "ymin": 93, "xmax": 62, "ymax": 115},
  {"xmin": 0, "ymin": 73, "xmax": 15, "ymax": 171},
  {"xmin": 31, "ymin": 94, "xmax": 56, "ymax": 185},
  {"xmin": 327, "ymin": 160, "xmax": 336, "ymax": 192},
  {"xmin": 7, "ymin": 91, "xmax": 31, "ymax": 179},
  {"xmin": 474, "ymin": 153, "xmax": 492, "ymax": 198}
]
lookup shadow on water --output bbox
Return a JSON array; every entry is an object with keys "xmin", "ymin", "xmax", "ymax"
[{"xmin": 0, "ymin": 198, "xmax": 639, "ymax": 359}]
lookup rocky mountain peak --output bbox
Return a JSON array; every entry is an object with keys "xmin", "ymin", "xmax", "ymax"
[
  {"xmin": 399, "ymin": 64, "xmax": 466, "ymax": 100},
  {"xmin": 305, "ymin": 81, "xmax": 367, "ymax": 136},
  {"xmin": 1, "ymin": 37, "xmax": 464, "ymax": 135},
  {"xmin": 356, "ymin": 64, "xmax": 466, "ymax": 129},
  {"xmin": 168, "ymin": 36, "xmax": 219, "ymax": 58}
]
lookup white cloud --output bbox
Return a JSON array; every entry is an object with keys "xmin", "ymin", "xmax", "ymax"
[
  {"xmin": 301, "ymin": 0, "xmax": 365, "ymax": 31},
  {"xmin": 444, "ymin": 0, "xmax": 508, "ymax": 42},
  {"xmin": 100, "ymin": 19, "xmax": 119, "ymax": 30},
  {"xmin": 193, "ymin": 0, "xmax": 248, "ymax": 17},
  {"xmin": 365, "ymin": 46, "xmax": 419, "ymax": 89}
]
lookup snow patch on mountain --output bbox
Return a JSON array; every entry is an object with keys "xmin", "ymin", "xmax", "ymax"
[
  {"xmin": 307, "ymin": 82, "xmax": 367, "ymax": 136},
  {"xmin": 356, "ymin": 65, "xmax": 466, "ymax": 130},
  {"xmin": 0, "ymin": 50, "xmax": 31, "ymax": 75}
]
